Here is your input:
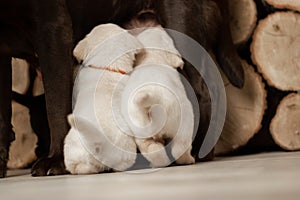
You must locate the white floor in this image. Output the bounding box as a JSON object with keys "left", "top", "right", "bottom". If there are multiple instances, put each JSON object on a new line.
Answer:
{"left": 1, "top": 152, "right": 300, "bottom": 200}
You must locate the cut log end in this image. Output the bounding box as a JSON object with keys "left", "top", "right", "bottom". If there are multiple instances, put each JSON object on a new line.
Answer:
{"left": 270, "top": 93, "right": 300, "bottom": 151}
{"left": 266, "top": 0, "right": 300, "bottom": 12}
{"left": 215, "top": 60, "right": 267, "bottom": 155}
{"left": 8, "top": 101, "right": 37, "bottom": 169}
{"left": 251, "top": 12, "right": 300, "bottom": 91}
{"left": 228, "top": 0, "right": 257, "bottom": 45}
{"left": 12, "top": 58, "right": 30, "bottom": 95}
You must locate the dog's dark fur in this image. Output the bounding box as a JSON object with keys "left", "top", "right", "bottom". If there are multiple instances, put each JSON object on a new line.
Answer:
{"left": 0, "top": 0, "right": 243, "bottom": 178}
{"left": 12, "top": 68, "right": 50, "bottom": 159}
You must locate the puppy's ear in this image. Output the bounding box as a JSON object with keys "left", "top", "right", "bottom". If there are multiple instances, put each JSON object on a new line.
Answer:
{"left": 177, "top": 57, "right": 184, "bottom": 69}
{"left": 167, "top": 54, "right": 184, "bottom": 69}
{"left": 67, "top": 114, "right": 76, "bottom": 127}
{"left": 73, "top": 39, "right": 88, "bottom": 63}
{"left": 159, "top": 30, "right": 184, "bottom": 69}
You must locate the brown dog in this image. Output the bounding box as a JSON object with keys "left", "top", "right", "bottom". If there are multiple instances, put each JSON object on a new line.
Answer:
{"left": 0, "top": 0, "right": 243, "bottom": 178}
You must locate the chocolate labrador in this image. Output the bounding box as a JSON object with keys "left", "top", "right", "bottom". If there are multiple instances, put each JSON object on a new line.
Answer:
{"left": 0, "top": 0, "right": 243, "bottom": 178}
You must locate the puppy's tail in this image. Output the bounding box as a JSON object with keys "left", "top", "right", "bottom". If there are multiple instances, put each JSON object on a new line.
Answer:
{"left": 134, "top": 91, "right": 153, "bottom": 108}
{"left": 131, "top": 91, "right": 167, "bottom": 138}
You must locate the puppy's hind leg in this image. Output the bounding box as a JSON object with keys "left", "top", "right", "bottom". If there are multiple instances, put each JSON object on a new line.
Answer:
{"left": 0, "top": 56, "right": 15, "bottom": 178}
{"left": 170, "top": 120, "right": 195, "bottom": 165}
{"left": 64, "top": 128, "right": 108, "bottom": 175}
{"left": 170, "top": 131, "right": 195, "bottom": 165}
{"left": 135, "top": 138, "right": 170, "bottom": 168}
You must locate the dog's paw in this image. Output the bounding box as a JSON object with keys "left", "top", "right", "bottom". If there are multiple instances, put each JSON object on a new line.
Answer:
{"left": 0, "top": 148, "right": 8, "bottom": 178}
{"left": 31, "top": 156, "right": 69, "bottom": 176}
{"left": 0, "top": 129, "right": 15, "bottom": 178}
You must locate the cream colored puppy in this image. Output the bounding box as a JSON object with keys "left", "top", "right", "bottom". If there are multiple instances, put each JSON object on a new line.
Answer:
{"left": 64, "top": 24, "right": 142, "bottom": 174}
{"left": 64, "top": 24, "right": 195, "bottom": 174}
{"left": 122, "top": 27, "right": 195, "bottom": 167}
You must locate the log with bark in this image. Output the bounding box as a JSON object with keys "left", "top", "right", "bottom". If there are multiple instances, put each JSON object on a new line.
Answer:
{"left": 265, "top": 0, "right": 300, "bottom": 12}
{"left": 215, "top": 60, "right": 267, "bottom": 155}
{"left": 228, "top": 0, "right": 258, "bottom": 45}
{"left": 8, "top": 101, "right": 37, "bottom": 169}
{"left": 270, "top": 93, "right": 300, "bottom": 150}
{"left": 251, "top": 12, "right": 300, "bottom": 91}
{"left": 12, "top": 58, "right": 30, "bottom": 95}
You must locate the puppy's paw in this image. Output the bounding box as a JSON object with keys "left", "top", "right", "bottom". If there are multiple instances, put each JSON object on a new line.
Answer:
{"left": 67, "top": 162, "right": 105, "bottom": 175}
{"left": 113, "top": 154, "right": 137, "bottom": 172}
{"left": 31, "top": 155, "right": 68, "bottom": 176}
{"left": 149, "top": 156, "right": 170, "bottom": 168}
{"left": 145, "top": 144, "right": 170, "bottom": 168}
{"left": 176, "top": 152, "right": 195, "bottom": 165}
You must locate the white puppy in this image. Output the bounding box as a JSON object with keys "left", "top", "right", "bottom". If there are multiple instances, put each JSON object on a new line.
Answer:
{"left": 64, "top": 24, "right": 142, "bottom": 174}
{"left": 64, "top": 24, "right": 195, "bottom": 174}
{"left": 122, "top": 27, "right": 195, "bottom": 167}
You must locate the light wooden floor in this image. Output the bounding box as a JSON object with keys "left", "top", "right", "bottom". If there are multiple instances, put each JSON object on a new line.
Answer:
{"left": 1, "top": 152, "right": 300, "bottom": 200}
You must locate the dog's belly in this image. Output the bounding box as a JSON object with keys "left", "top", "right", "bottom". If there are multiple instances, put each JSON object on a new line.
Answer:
{"left": 0, "top": 0, "right": 160, "bottom": 61}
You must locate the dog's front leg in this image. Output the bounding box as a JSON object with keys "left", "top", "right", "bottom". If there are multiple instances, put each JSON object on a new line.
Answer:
{"left": 30, "top": 1, "right": 73, "bottom": 176}
{"left": 0, "top": 56, "right": 15, "bottom": 178}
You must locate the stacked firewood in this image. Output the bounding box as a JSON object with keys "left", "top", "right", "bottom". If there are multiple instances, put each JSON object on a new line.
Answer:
{"left": 216, "top": 0, "right": 300, "bottom": 155}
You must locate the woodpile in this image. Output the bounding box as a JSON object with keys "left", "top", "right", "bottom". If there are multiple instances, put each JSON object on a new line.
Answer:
{"left": 216, "top": 0, "right": 300, "bottom": 155}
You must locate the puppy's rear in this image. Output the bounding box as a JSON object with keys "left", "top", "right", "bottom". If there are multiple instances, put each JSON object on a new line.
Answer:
{"left": 123, "top": 28, "right": 195, "bottom": 166}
